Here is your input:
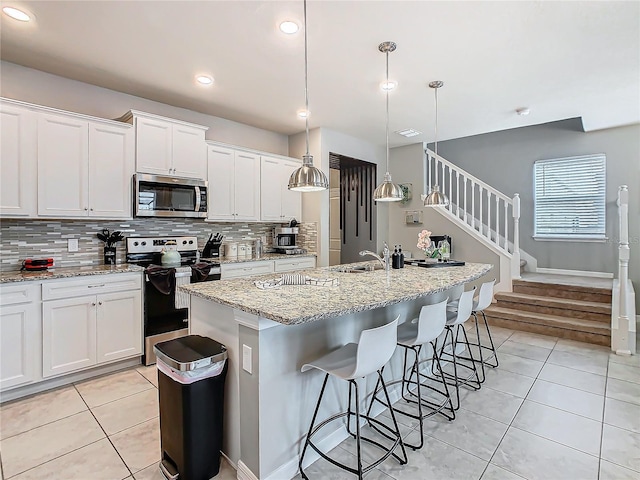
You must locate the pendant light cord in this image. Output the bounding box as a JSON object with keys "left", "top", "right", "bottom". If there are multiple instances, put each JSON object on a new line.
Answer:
{"left": 385, "top": 49, "right": 390, "bottom": 174}
{"left": 434, "top": 85, "right": 438, "bottom": 158}
{"left": 303, "top": 0, "right": 310, "bottom": 162}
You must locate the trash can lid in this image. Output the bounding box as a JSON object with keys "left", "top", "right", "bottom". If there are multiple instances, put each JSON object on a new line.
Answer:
{"left": 154, "top": 335, "right": 227, "bottom": 372}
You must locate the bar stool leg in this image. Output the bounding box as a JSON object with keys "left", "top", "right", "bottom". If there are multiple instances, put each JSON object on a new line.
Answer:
{"left": 460, "top": 324, "right": 483, "bottom": 388}
{"left": 377, "top": 371, "right": 408, "bottom": 465}
{"left": 472, "top": 312, "right": 487, "bottom": 382}
{"left": 352, "top": 380, "right": 364, "bottom": 480}
{"left": 430, "top": 340, "right": 456, "bottom": 421}
{"left": 299, "top": 373, "right": 330, "bottom": 479}
{"left": 481, "top": 311, "right": 499, "bottom": 368}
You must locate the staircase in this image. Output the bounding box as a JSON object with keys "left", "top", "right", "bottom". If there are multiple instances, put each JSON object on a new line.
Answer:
{"left": 421, "top": 147, "right": 634, "bottom": 351}
{"left": 484, "top": 274, "right": 612, "bottom": 346}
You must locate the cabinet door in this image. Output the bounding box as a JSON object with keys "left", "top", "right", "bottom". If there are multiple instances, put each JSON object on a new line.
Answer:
{"left": 280, "top": 160, "right": 302, "bottom": 221}
{"left": 0, "top": 103, "right": 36, "bottom": 216}
{"left": 42, "top": 297, "right": 96, "bottom": 378}
{"left": 37, "top": 114, "right": 89, "bottom": 217}
{"left": 234, "top": 151, "right": 260, "bottom": 221}
{"left": 135, "top": 117, "right": 172, "bottom": 175}
{"left": 0, "top": 302, "right": 40, "bottom": 390}
{"left": 88, "top": 123, "right": 134, "bottom": 218}
{"left": 207, "top": 145, "right": 235, "bottom": 220}
{"left": 172, "top": 124, "right": 206, "bottom": 179}
{"left": 96, "top": 290, "right": 142, "bottom": 363}
{"left": 260, "top": 156, "right": 283, "bottom": 221}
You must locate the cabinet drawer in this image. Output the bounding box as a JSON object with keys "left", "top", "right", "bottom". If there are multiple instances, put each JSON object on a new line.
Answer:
{"left": 274, "top": 257, "right": 316, "bottom": 273}
{"left": 42, "top": 273, "right": 142, "bottom": 301}
{"left": 0, "top": 283, "right": 39, "bottom": 306}
{"left": 221, "top": 261, "right": 274, "bottom": 279}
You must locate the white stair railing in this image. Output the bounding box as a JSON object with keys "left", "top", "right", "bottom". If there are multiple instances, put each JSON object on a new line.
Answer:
{"left": 613, "top": 185, "right": 635, "bottom": 355}
{"left": 424, "top": 148, "right": 521, "bottom": 280}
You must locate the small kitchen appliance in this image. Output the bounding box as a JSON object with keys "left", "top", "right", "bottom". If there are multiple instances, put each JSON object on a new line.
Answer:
{"left": 201, "top": 233, "right": 223, "bottom": 258}
{"left": 21, "top": 258, "right": 54, "bottom": 271}
{"left": 273, "top": 227, "right": 306, "bottom": 254}
{"left": 126, "top": 236, "right": 221, "bottom": 365}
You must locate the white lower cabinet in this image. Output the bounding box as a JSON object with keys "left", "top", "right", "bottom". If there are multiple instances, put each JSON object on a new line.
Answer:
{"left": 0, "top": 284, "right": 41, "bottom": 391}
{"left": 42, "top": 296, "right": 97, "bottom": 378}
{"left": 274, "top": 257, "right": 316, "bottom": 273}
{"left": 221, "top": 261, "right": 275, "bottom": 279}
{"left": 41, "top": 274, "right": 143, "bottom": 379}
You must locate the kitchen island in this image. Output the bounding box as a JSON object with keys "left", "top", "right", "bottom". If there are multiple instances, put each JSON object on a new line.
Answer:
{"left": 181, "top": 262, "right": 492, "bottom": 480}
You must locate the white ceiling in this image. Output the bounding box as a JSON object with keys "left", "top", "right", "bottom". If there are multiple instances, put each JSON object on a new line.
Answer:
{"left": 1, "top": 1, "right": 639, "bottom": 147}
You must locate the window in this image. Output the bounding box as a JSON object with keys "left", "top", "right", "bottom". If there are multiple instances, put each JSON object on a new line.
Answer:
{"left": 534, "top": 154, "right": 606, "bottom": 239}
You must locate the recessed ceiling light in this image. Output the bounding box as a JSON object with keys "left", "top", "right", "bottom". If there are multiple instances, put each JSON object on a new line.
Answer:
{"left": 516, "top": 107, "right": 530, "bottom": 116}
{"left": 2, "top": 6, "right": 31, "bottom": 22}
{"left": 196, "top": 75, "right": 213, "bottom": 86}
{"left": 396, "top": 128, "right": 422, "bottom": 138}
{"left": 380, "top": 80, "right": 397, "bottom": 91}
{"left": 297, "top": 109, "right": 310, "bottom": 119}
{"left": 279, "top": 21, "right": 299, "bottom": 34}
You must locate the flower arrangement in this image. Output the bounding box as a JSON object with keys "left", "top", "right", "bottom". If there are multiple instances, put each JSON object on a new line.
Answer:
{"left": 417, "top": 229, "right": 438, "bottom": 258}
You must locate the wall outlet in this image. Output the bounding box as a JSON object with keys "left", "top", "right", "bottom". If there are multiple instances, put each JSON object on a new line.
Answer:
{"left": 67, "top": 238, "right": 79, "bottom": 252}
{"left": 242, "top": 344, "right": 252, "bottom": 374}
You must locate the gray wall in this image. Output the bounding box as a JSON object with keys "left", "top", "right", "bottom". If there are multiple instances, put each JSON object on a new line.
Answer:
{"left": 0, "top": 61, "right": 289, "bottom": 155}
{"left": 429, "top": 119, "right": 640, "bottom": 307}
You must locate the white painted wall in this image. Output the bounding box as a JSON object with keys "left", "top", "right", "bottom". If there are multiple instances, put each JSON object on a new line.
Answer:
{"left": 0, "top": 61, "right": 289, "bottom": 155}
{"left": 289, "top": 128, "right": 386, "bottom": 267}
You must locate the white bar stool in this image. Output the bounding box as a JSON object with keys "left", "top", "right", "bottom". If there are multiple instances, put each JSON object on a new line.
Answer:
{"left": 298, "top": 317, "right": 407, "bottom": 479}
{"left": 448, "top": 279, "right": 498, "bottom": 383}
{"left": 367, "top": 299, "right": 455, "bottom": 450}
{"left": 436, "top": 287, "right": 482, "bottom": 410}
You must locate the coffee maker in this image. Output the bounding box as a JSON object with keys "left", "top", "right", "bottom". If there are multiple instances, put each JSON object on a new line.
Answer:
{"left": 273, "top": 227, "right": 306, "bottom": 254}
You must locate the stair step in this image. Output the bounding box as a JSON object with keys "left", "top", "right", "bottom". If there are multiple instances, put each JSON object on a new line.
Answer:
{"left": 494, "top": 292, "right": 611, "bottom": 323}
{"left": 513, "top": 279, "right": 612, "bottom": 304}
{"left": 484, "top": 306, "right": 610, "bottom": 347}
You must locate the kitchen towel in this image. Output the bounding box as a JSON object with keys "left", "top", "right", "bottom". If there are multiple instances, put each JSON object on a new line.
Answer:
{"left": 146, "top": 265, "right": 176, "bottom": 295}
{"left": 255, "top": 275, "right": 339, "bottom": 290}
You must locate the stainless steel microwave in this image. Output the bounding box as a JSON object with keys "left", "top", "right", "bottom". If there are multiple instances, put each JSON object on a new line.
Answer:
{"left": 134, "top": 174, "right": 208, "bottom": 218}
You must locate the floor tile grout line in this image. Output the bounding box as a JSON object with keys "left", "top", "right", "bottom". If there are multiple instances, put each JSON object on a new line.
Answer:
{"left": 73, "top": 384, "right": 134, "bottom": 479}
{"left": 0, "top": 407, "right": 89, "bottom": 441}
{"left": 74, "top": 383, "right": 155, "bottom": 410}
{"left": 521, "top": 397, "right": 604, "bottom": 423}
{"left": 2, "top": 438, "right": 105, "bottom": 480}
{"left": 597, "top": 359, "right": 610, "bottom": 480}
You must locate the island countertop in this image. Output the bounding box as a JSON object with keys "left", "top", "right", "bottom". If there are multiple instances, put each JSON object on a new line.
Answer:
{"left": 180, "top": 262, "right": 492, "bottom": 325}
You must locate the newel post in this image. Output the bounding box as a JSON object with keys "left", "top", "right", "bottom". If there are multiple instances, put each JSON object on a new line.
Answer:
{"left": 511, "top": 193, "right": 521, "bottom": 280}
{"left": 615, "top": 185, "right": 632, "bottom": 355}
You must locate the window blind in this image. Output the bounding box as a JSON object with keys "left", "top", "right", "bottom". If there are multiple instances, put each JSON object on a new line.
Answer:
{"left": 534, "top": 154, "right": 606, "bottom": 238}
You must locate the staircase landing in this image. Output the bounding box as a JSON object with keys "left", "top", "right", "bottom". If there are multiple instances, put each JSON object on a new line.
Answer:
{"left": 485, "top": 273, "right": 612, "bottom": 347}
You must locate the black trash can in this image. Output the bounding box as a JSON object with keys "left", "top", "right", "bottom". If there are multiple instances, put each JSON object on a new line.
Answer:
{"left": 154, "top": 335, "right": 228, "bottom": 480}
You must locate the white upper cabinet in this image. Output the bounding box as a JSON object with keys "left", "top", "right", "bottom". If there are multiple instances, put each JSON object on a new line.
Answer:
{"left": 207, "top": 144, "right": 260, "bottom": 221}
{"left": 0, "top": 102, "right": 37, "bottom": 216}
{"left": 36, "top": 111, "right": 134, "bottom": 218}
{"left": 37, "top": 114, "right": 89, "bottom": 217}
{"left": 88, "top": 122, "right": 135, "bottom": 218}
{"left": 123, "top": 110, "right": 208, "bottom": 179}
{"left": 260, "top": 156, "right": 301, "bottom": 222}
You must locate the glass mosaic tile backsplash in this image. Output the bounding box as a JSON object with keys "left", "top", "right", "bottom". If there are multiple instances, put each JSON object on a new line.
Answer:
{"left": 0, "top": 218, "right": 317, "bottom": 271}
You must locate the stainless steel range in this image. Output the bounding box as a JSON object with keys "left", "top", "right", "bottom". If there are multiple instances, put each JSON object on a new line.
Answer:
{"left": 126, "top": 236, "right": 221, "bottom": 365}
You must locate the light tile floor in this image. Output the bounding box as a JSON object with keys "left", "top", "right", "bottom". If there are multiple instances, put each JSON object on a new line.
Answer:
{"left": 1, "top": 327, "right": 639, "bottom": 480}
{"left": 0, "top": 366, "right": 235, "bottom": 480}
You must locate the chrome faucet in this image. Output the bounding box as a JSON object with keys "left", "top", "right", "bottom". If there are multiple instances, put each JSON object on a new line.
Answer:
{"left": 359, "top": 242, "right": 391, "bottom": 271}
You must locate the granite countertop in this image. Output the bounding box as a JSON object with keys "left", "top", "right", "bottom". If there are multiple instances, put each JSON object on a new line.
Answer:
{"left": 203, "top": 252, "right": 317, "bottom": 264}
{"left": 0, "top": 264, "right": 144, "bottom": 284}
{"left": 180, "top": 261, "right": 493, "bottom": 325}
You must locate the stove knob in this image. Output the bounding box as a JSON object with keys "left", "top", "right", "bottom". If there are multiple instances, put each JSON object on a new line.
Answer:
{"left": 183, "top": 240, "right": 187, "bottom": 245}
{"left": 133, "top": 241, "right": 139, "bottom": 246}
{"left": 141, "top": 241, "right": 147, "bottom": 246}
{"left": 189, "top": 240, "right": 194, "bottom": 244}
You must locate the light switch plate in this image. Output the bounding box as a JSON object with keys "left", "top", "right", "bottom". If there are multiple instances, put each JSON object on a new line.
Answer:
{"left": 242, "top": 344, "right": 252, "bottom": 374}
{"left": 67, "top": 238, "right": 79, "bottom": 252}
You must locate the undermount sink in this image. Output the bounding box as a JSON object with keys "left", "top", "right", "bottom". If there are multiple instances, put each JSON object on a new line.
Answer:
{"left": 333, "top": 264, "right": 384, "bottom": 273}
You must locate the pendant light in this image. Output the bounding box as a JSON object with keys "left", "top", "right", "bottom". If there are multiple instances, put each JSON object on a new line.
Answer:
{"left": 424, "top": 81, "right": 450, "bottom": 207}
{"left": 373, "top": 41, "right": 403, "bottom": 202}
{"left": 288, "top": 0, "right": 328, "bottom": 192}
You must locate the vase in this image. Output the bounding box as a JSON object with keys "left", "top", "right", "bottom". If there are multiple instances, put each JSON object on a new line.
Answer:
{"left": 104, "top": 246, "right": 116, "bottom": 265}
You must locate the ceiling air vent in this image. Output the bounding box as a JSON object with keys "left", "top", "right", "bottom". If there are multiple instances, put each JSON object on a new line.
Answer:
{"left": 395, "top": 128, "right": 421, "bottom": 138}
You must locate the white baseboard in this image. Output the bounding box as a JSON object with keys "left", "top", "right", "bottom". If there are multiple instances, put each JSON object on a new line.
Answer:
{"left": 237, "top": 460, "right": 259, "bottom": 480}
{"left": 535, "top": 267, "right": 614, "bottom": 279}
{"left": 0, "top": 357, "right": 141, "bottom": 404}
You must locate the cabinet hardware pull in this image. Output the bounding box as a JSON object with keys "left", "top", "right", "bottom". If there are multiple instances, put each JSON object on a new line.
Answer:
{"left": 98, "top": 301, "right": 103, "bottom": 305}
{"left": 92, "top": 302, "right": 96, "bottom": 306}
{"left": 84, "top": 207, "right": 88, "bottom": 211}
{"left": 88, "top": 284, "right": 106, "bottom": 288}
